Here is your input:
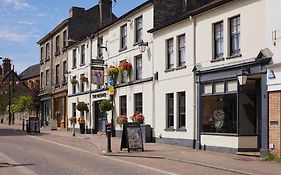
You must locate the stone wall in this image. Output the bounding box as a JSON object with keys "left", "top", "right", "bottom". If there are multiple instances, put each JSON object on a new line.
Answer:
{"left": 0, "top": 111, "right": 36, "bottom": 126}
{"left": 269, "top": 91, "right": 281, "bottom": 156}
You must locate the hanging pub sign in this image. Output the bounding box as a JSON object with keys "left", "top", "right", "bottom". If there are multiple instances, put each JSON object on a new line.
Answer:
{"left": 91, "top": 66, "right": 104, "bottom": 85}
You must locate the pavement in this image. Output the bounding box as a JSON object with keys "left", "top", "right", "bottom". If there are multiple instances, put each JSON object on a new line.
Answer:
{"left": 1, "top": 124, "right": 281, "bottom": 175}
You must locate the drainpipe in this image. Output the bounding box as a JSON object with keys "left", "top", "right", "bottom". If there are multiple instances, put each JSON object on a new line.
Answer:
{"left": 89, "top": 34, "right": 94, "bottom": 133}
{"left": 190, "top": 15, "right": 199, "bottom": 149}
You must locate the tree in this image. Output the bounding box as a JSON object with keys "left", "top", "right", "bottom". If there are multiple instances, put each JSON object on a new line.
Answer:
{"left": 10, "top": 96, "right": 33, "bottom": 113}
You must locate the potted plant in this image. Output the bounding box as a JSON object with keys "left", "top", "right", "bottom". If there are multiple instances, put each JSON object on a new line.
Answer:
{"left": 116, "top": 115, "right": 128, "bottom": 127}
{"left": 130, "top": 112, "right": 144, "bottom": 124}
{"left": 99, "top": 99, "right": 113, "bottom": 112}
{"left": 76, "top": 101, "right": 89, "bottom": 134}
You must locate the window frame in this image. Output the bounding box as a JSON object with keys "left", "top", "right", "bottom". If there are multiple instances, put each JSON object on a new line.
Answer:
{"left": 230, "top": 15, "right": 241, "bottom": 55}
{"left": 62, "top": 61, "right": 67, "bottom": 82}
{"left": 72, "top": 103, "right": 77, "bottom": 117}
{"left": 55, "top": 64, "right": 60, "bottom": 85}
{"left": 135, "top": 55, "right": 142, "bottom": 80}
{"left": 81, "top": 45, "right": 85, "bottom": 66}
{"left": 213, "top": 21, "right": 224, "bottom": 59}
{"left": 120, "top": 24, "right": 127, "bottom": 50}
{"left": 46, "top": 42, "right": 50, "bottom": 61}
{"left": 55, "top": 35, "right": 60, "bottom": 54}
{"left": 134, "top": 93, "right": 143, "bottom": 114}
{"left": 135, "top": 16, "right": 143, "bottom": 44}
{"left": 167, "top": 93, "right": 174, "bottom": 129}
{"left": 72, "top": 49, "right": 77, "bottom": 69}
{"left": 178, "top": 92, "right": 186, "bottom": 129}
{"left": 166, "top": 38, "right": 174, "bottom": 70}
{"left": 120, "top": 95, "right": 127, "bottom": 115}
{"left": 63, "top": 30, "right": 67, "bottom": 48}
{"left": 45, "top": 69, "right": 49, "bottom": 86}
{"left": 177, "top": 34, "right": 186, "bottom": 67}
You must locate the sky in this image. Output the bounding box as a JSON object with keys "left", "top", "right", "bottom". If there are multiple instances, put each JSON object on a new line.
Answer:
{"left": 0, "top": 0, "right": 146, "bottom": 73}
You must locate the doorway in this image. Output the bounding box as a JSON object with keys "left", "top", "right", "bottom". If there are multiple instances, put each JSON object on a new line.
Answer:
{"left": 94, "top": 101, "right": 107, "bottom": 133}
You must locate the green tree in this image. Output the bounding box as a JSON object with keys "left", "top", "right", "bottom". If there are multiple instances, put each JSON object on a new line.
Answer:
{"left": 9, "top": 96, "right": 33, "bottom": 113}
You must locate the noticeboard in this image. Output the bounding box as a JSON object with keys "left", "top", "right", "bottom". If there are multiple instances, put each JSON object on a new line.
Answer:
{"left": 120, "top": 122, "right": 144, "bottom": 152}
{"left": 28, "top": 117, "right": 40, "bottom": 133}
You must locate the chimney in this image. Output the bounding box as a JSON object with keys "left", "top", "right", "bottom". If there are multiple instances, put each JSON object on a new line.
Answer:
{"left": 99, "top": 0, "right": 113, "bottom": 27}
{"left": 69, "top": 7, "right": 85, "bottom": 18}
{"left": 2, "top": 58, "right": 11, "bottom": 75}
{"left": 0, "top": 65, "right": 2, "bottom": 76}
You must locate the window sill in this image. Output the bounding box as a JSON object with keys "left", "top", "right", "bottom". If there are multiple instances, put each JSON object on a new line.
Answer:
{"left": 72, "top": 66, "right": 77, "bottom": 70}
{"left": 80, "top": 63, "right": 85, "bottom": 67}
{"left": 55, "top": 51, "right": 60, "bottom": 56}
{"left": 45, "top": 58, "right": 50, "bottom": 62}
{"left": 164, "top": 68, "right": 175, "bottom": 73}
{"left": 226, "top": 53, "right": 242, "bottom": 60}
{"left": 164, "top": 128, "right": 175, "bottom": 132}
{"left": 175, "top": 65, "right": 186, "bottom": 70}
{"left": 62, "top": 47, "right": 67, "bottom": 52}
{"left": 133, "top": 41, "right": 142, "bottom": 46}
{"left": 201, "top": 132, "right": 238, "bottom": 136}
{"left": 176, "top": 128, "right": 187, "bottom": 132}
{"left": 210, "top": 57, "right": 224, "bottom": 63}
{"left": 119, "top": 47, "right": 127, "bottom": 52}
{"left": 54, "top": 84, "right": 60, "bottom": 88}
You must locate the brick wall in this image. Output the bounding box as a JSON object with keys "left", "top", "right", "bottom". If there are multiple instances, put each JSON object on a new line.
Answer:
{"left": 269, "top": 91, "right": 281, "bottom": 156}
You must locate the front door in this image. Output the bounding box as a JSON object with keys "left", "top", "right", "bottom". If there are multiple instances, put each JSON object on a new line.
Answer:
{"left": 94, "top": 101, "right": 107, "bottom": 133}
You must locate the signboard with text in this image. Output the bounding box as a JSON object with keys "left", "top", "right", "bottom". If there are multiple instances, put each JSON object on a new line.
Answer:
{"left": 91, "top": 66, "right": 104, "bottom": 85}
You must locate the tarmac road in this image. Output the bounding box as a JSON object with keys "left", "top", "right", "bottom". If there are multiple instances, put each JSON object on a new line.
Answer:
{"left": 0, "top": 127, "right": 245, "bottom": 175}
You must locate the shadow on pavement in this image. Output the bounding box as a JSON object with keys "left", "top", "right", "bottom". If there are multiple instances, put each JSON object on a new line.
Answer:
{"left": 0, "top": 162, "right": 34, "bottom": 168}
{"left": 0, "top": 129, "right": 50, "bottom": 137}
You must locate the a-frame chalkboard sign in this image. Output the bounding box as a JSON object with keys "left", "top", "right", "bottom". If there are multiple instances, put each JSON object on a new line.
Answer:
{"left": 120, "top": 122, "right": 144, "bottom": 152}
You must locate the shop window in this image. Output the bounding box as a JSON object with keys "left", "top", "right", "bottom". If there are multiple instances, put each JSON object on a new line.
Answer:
{"left": 214, "top": 82, "right": 224, "bottom": 93}
{"left": 226, "top": 80, "right": 237, "bottom": 92}
{"left": 203, "top": 84, "right": 212, "bottom": 94}
{"left": 202, "top": 94, "right": 237, "bottom": 133}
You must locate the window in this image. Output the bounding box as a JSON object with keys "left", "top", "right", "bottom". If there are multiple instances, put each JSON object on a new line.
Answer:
{"left": 120, "top": 60, "right": 127, "bottom": 83}
{"left": 72, "top": 103, "right": 76, "bottom": 117}
{"left": 178, "top": 35, "right": 185, "bottom": 67}
{"left": 81, "top": 82, "right": 85, "bottom": 92}
{"left": 81, "top": 45, "right": 85, "bottom": 65}
{"left": 167, "top": 93, "right": 174, "bottom": 128}
{"left": 63, "top": 61, "right": 67, "bottom": 82}
{"left": 40, "top": 72, "right": 43, "bottom": 88}
{"left": 178, "top": 92, "right": 186, "bottom": 129}
{"left": 166, "top": 38, "right": 174, "bottom": 69}
{"left": 214, "top": 22, "right": 224, "bottom": 59}
{"left": 40, "top": 47, "right": 43, "bottom": 62}
{"left": 46, "top": 43, "right": 50, "bottom": 60}
{"left": 135, "top": 16, "right": 143, "bottom": 43}
{"left": 98, "top": 37, "right": 103, "bottom": 59}
{"left": 230, "top": 16, "right": 240, "bottom": 55}
{"left": 45, "top": 69, "right": 49, "bottom": 86}
{"left": 72, "top": 49, "right": 77, "bottom": 69}
{"left": 63, "top": 30, "right": 67, "bottom": 48}
{"left": 120, "top": 24, "right": 127, "bottom": 50}
{"left": 134, "top": 93, "right": 143, "bottom": 113}
{"left": 72, "top": 77, "right": 77, "bottom": 94}
{"left": 55, "top": 35, "right": 60, "bottom": 53}
{"left": 120, "top": 96, "right": 127, "bottom": 115}
{"left": 135, "top": 55, "right": 142, "bottom": 80}
{"left": 55, "top": 64, "right": 60, "bottom": 85}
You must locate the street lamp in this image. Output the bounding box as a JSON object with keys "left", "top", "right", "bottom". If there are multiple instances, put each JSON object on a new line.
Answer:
{"left": 138, "top": 40, "right": 148, "bottom": 53}
{"left": 238, "top": 67, "right": 250, "bottom": 86}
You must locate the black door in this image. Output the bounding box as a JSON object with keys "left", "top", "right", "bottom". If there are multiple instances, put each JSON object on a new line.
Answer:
{"left": 94, "top": 101, "right": 107, "bottom": 133}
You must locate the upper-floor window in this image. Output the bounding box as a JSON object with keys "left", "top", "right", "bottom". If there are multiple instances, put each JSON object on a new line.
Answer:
{"left": 40, "top": 47, "right": 43, "bottom": 62}
{"left": 166, "top": 38, "right": 174, "bottom": 70}
{"left": 214, "top": 21, "right": 224, "bottom": 59}
{"left": 55, "top": 35, "right": 60, "bottom": 54}
{"left": 178, "top": 34, "right": 185, "bottom": 67}
{"left": 230, "top": 16, "right": 240, "bottom": 55}
{"left": 72, "top": 49, "right": 77, "bottom": 69}
{"left": 120, "top": 24, "right": 127, "bottom": 50}
{"left": 72, "top": 76, "right": 77, "bottom": 94}
{"left": 40, "top": 72, "right": 43, "bottom": 88}
{"left": 135, "top": 55, "right": 142, "bottom": 80}
{"left": 134, "top": 93, "right": 143, "bottom": 114}
{"left": 46, "top": 69, "right": 49, "bottom": 86}
{"left": 135, "top": 16, "right": 143, "bottom": 43}
{"left": 167, "top": 93, "right": 174, "bottom": 129}
{"left": 72, "top": 103, "right": 76, "bottom": 117}
{"left": 120, "top": 60, "right": 127, "bottom": 83}
{"left": 46, "top": 43, "right": 50, "bottom": 61}
{"left": 120, "top": 95, "right": 127, "bottom": 115}
{"left": 63, "top": 61, "right": 67, "bottom": 82}
{"left": 81, "top": 45, "right": 85, "bottom": 65}
{"left": 63, "top": 30, "right": 67, "bottom": 48}
{"left": 98, "top": 37, "right": 103, "bottom": 59}
{"left": 55, "top": 64, "right": 60, "bottom": 85}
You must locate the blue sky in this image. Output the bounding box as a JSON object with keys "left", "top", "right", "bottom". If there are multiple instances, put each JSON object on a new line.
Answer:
{"left": 0, "top": 0, "right": 146, "bottom": 73}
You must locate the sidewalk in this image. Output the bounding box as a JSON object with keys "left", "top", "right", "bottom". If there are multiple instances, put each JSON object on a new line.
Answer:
{"left": 2, "top": 124, "right": 281, "bottom": 175}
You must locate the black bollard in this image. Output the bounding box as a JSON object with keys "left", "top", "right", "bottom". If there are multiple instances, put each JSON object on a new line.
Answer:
{"left": 106, "top": 124, "right": 112, "bottom": 153}
{"left": 22, "top": 119, "right": 25, "bottom": 131}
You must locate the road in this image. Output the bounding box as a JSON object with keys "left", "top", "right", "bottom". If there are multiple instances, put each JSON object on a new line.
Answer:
{"left": 0, "top": 127, "right": 241, "bottom": 175}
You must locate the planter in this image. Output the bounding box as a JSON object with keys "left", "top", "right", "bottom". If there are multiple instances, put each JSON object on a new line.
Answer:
{"left": 80, "top": 123, "right": 85, "bottom": 134}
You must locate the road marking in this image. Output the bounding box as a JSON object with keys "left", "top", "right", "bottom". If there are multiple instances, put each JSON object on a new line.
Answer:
{"left": 0, "top": 151, "right": 38, "bottom": 175}
{"left": 30, "top": 136, "right": 181, "bottom": 175}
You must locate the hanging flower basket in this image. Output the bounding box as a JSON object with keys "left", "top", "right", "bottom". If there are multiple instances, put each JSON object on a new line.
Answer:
{"left": 119, "top": 60, "right": 132, "bottom": 76}
{"left": 71, "top": 79, "right": 78, "bottom": 84}
{"left": 116, "top": 115, "right": 128, "bottom": 127}
{"left": 107, "top": 66, "right": 119, "bottom": 76}
{"left": 80, "top": 74, "right": 88, "bottom": 82}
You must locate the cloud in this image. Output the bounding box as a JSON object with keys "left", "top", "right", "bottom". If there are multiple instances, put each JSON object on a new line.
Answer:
{"left": 18, "top": 20, "right": 33, "bottom": 25}
{"left": 0, "top": 31, "right": 28, "bottom": 42}
{"left": 2, "top": 0, "right": 35, "bottom": 10}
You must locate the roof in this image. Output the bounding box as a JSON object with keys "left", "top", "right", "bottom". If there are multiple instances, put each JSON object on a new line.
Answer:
{"left": 19, "top": 64, "right": 40, "bottom": 80}
{"left": 148, "top": 0, "right": 234, "bottom": 33}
